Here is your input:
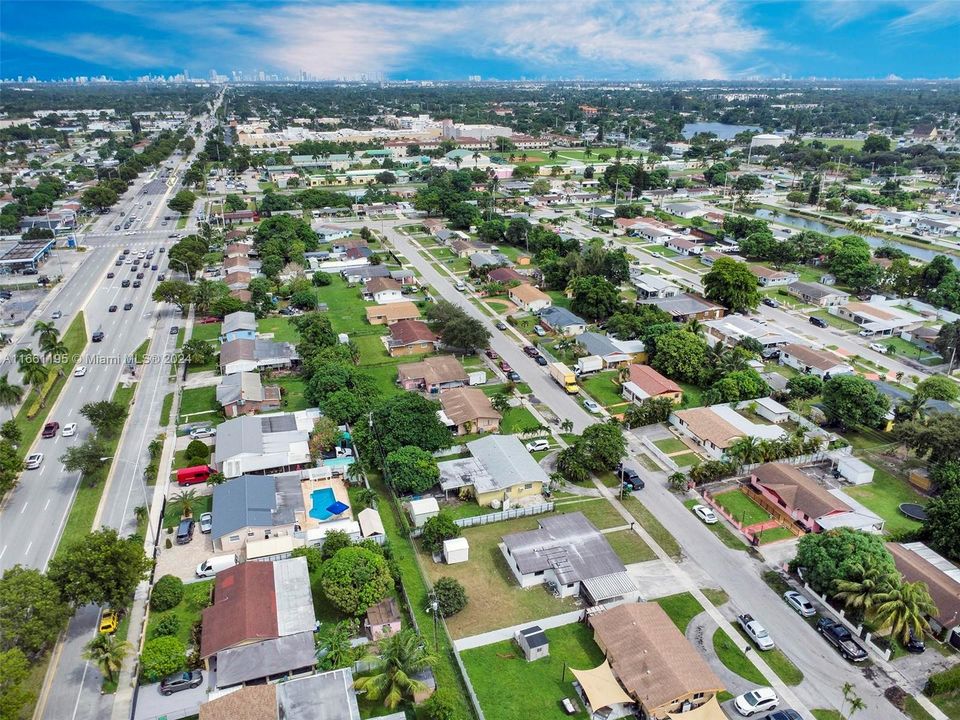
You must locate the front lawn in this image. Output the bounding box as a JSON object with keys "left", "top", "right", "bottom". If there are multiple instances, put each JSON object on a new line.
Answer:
{"left": 845, "top": 463, "right": 925, "bottom": 534}
{"left": 656, "top": 592, "right": 704, "bottom": 632}
{"left": 683, "top": 500, "right": 747, "bottom": 551}
{"left": 257, "top": 316, "right": 300, "bottom": 344}
{"left": 145, "top": 579, "right": 213, "bottom": 646}
{"left": 554, "top": 498, "right": 625, "bottom": 530}
{"left": 621, "top": 495, "right": 682, "bottom": 560}
{"left": 178, "top": 386, "right": 219, "bottom": 423}
{"left": 712, "top": 490, "right": 770, "bottom": 526}
{"left": 162, "top": 495, "right": 212, "bottom": 528}
{"left": 713, "top": 628, "right": 765, "bottom": 684}
{"left": 462, "top": 623, "right": 605, "bottom": 720}
{"left": 756, "top": 526, "right": 797, "bottom": 544}
{"left": 314, "top": 276, "right": 382, "bottom": 334}
{"left": 190, "top": 322, "right": 221, "bottom": 343}
{"left": 672, "top": 452, "right": 701, "bottom": 468}
{"left": 500, "top": 406, "right": 539, "bottom": 434}
{"left": 604, "top": 529, "right": 656, "bottom": 564}
{"left": 580, "top": 371, "right": 627, "bottom": 408}
{"left": 654, "top": 437, "right": 689, "bottom": 454}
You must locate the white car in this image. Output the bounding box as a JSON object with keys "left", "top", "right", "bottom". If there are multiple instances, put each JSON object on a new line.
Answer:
{"left": 583, "top": 399, "right": 601, "bottom": 414}
{"left": 189, "top": 427, "right": 216, "bottom": 439}
{"left": 868, "top": 342, "right": 888, "bottom": 353}
{"left": 525, "top": 439, "right": 550, "bottom": 453}
{"left": 734, "top": 688, "right": 779, "bottom": 717}
{"left": 61, "top": 423, "right": 77, "bottom": 438}
{"left": 692, "top": 504, "right": 718, "bottom": 524}
{"left": 25, "top": 452, "right": 43, "bottom": 470}
{"left": 73, "top": 366, "right": 87, "bottom": 377}
{"left": 783, "top": 590, "right": 817, "bottom": 617}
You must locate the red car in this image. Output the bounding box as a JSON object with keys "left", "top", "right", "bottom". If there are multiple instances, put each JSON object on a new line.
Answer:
{"left": 485, "top": 349, "right": 498, "bottom": 360}
{"left": 197, "top": 316, "right": 219, "bottom": 324}
{"left": 42, "top": 421, "right": 60, "bottom": 438}
{"left": 499, "top": 360, "right": 512, "bottom": 372}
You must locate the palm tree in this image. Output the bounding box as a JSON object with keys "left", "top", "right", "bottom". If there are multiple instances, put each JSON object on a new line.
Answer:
{"left": 316, "top": 619, "right": 359, "bottom": 671}
{"left": 0, "top": 374, "right": 24, "bottom": 419}
{"left": 21, "top": 361, "right": 49, "bottom": 401}
{"left": 169, "top": 489, "right": 198, "bottom": 519}
{"left": 346, "top": 462, "right": 365, "bottom": 486}
{"left": 45, "top": 339, "right": 69, "bottom": 373}
{"left": 15, "top": 348, "right": 34, "bottom": 373}
{"left": 873, "top": 579, "right": 937, "bottom": 644}
{"left": 548, "top": 149, "right": 558, "bottom": 160}
{"left": 353, "top": 629, "right": 438, "bottom": 709}
{"left": 32, "top": 320, "right": 59, "bottom": 348}
{"left": 471, "top": 151, "right": 481, "bottom": 167}
{"left": 685, "top": 318, "right": 705, "bottom": 336}
{"left": 556, "top": 445, "right": 590, "bottom": 484}
{"left": 727, "top": 436, "right": 761, "bottom": 468}
{"left": 355, "top": 487, "right": 378, "bottom": 509}
{"left": 490, "top": 393, "right": 511, "bottom": 413}
{"left": 452, "top": 156, "right": 462, "bottom": 170}
{"left": 82, "top": 632, "right": 131, "bottom": 684}
{"left": 833, "top": 562, "right": 897, "bottom": 615}
{"left": 560, "top": 419, "right": 574, "bottom": 433}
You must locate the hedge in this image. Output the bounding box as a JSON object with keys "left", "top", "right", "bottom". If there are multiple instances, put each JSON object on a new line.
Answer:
{"left": 926, "top": 663, "right": 960, "bottom": 696}
{"left": 140, "top": 635, "right": 186, "bottom": 682}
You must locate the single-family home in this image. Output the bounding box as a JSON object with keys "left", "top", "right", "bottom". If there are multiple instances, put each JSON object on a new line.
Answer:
{"left": 219, "top": 338, "right": 299, "bottom": 376}
{"left": 700, "top": 250, "right": 743, "bottom": 267}
{"left": 630, "top": 273, "right": 680, "bottom": 300}
{"left": 487, "top": 267, "right": 529, "bottom": 285}
{"left": 670, "top": 405, "right": 786, "bottom": 460}
{"left": 342, "top": 264, "right": 390, "bottom": 284}
{"left": 586, "top": 207, "right": 615, "bottom": 221}
{"left": 470, "top": 251, "right": 512, "bottom": 269}
{"left": 198, "top": 669, "right": 361, "bottom": 720}
{"left": 538, "top": 306, "right": 587, "bottom": 336}
{"left": 438, "top": 387, "right": 502, "bottom": 436}
{"left": 501, "top": 512, "right": 635, "bottom": 603}
{"left": 662, "top": 201, "right": 707, "bottom": 218}
{"left": 214, "top": 411, "right": 315, "bottom": 479}
{"left": 397, "top": 355, "right": 469, "bottom": 394}
{"left": 903, "top": 325, "right": 940, "bottom": 350}
{"left": 365, "top": 301, "right": 421, "bottom": 326}
{"left": 631, "top": 223, "right": 674, "bottom": 243}
{"left": 786, "top": 281, "right": 850, "bottom": 307}
{"left": 749, "top": 265, "right": 799, "bottom": 287}
{"left": 216, "top": 371, "right": 282, "bottom": 418}
{"left": 705, "top": 315, "right": 797, "bottom": 350}
{"left": 584, "top": 603, "right": 724, "bottom": 720}
{"left": 664, "top": 237, "right": 705, "bottom": 256}
{"left": 508, "top": 283, "right": 552, "bottom": 312}
{"left": 641, "top": 293, "right": 724, "bottom": 322}
{"left": 779, "top": 343, "right": 852, "bottom": 378}
{"left": 386, "top": 319, "right": 438, "bottom": 357}
{"left": 438, "top": 434, "right": 547, "bottom": 506}
{"left": 225, "top": 271, "right": 252, "bottom": 290}
{"left": 363, "top": 276, "right": 404, "bottom": 304}
{"left": 200, "top": 558, "right": 317, "bottom": 689}
{"left": 621, "top": 364, "right": 682, "bottom": 404}
{"left": 447, "top": 238, "right": 476, "bottom": 257}
{"left": 835, "top": 301, "right": 922, "bottom": 337}
{"left": 315, "top": 223, "right": 353, "bottom": 242}
{"left": 575, "top": 332, "right": 633, "bottom": 369}
{"left": 220, "top": 311, "right": 257, "bottom": 343}
{"left": 422, "top": 218, "right": 445, "bottom": 235}
{"left": 211, "top": 474, "right": 305, "bottom": 551}
{"left": 887, "top": 542, "right": 960, "bottom": 644}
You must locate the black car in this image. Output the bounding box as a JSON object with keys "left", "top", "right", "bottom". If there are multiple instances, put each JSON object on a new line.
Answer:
{"left": 535, "top": 355, "right": 548, "bottom": 366}
{"left": 130, "top": 265, "right": 137, "bottom": 272}
{"left": 92, "top": 331, "right": 104, "bottom": 342}
{"left": 762, "top": 297, "right": 779, "bottom": 308}
{"left": 765, "top": 711, "right": 802, "bottom": 720}
{"left": 616, "top": 463, "right": 645, "bottom": 490}
{"left": 170, "top": 325, "right": 180, "bottom": 335}
{"left": 809, "top": 316, "right": 828, "bottom": 328}
{"left": 136, "top": 272, "right": 145, "bottom": 279}
{"left": 133, "top": 280, "right": 142, "bottom": 288}
{"left": 495, "top": 321, "right": 507, "bottom": 330}
{"left": 114, "top": 225, "right": 121, "bottom": 231}
{"left": 906, "top": 629, "right": 926, "bottom": 654}
{"left": 123, "top": 303, "right": 133, "bottom": 311}
{"left": 508, "top": 371, "right": 521, "bottom": 381}
{"left": 175, "top": 519, "right": 195, "bottom": 545}
{"left": 151, "top": 264, "right": 158, "bottom": 271}
{"left": 159, "top": 670, "right": 203, "bottom": 696}
{"left": 123, "top": 248, "right": 130, "bottom": 255}
{"left": 108, "top": 305, "right": 118, "bottom": 312}
{"left": 121, "top": 279, "right": 131, "bottom": 288}
{"left": 158, "top": 273, "right": 166, "bottom": 281}
{"left": 107, "top": 272, "right": 115, "bottom": 279}
{"left": 0, "top": 291, "right": 11, "bottom": 300}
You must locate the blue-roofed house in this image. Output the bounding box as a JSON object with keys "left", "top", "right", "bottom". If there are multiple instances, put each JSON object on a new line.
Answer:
{"left": 211, "top": 474, "right": 306, "bottom": 552}
{"left": 538, "top": 306, "right": 587, "bottom": 336}
{"left": 220, "top": 311, "right": 257, "bottom": 343}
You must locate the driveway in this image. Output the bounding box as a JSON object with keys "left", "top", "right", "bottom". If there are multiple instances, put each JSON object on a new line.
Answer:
{"left": 133, "top": 673, "right": 212, "bottom": 720}
{"left": 153, "top": 530, "right": 214, "bottom": 582}
{"left": 685, "top": 611, "right": 754, "bottom": 699}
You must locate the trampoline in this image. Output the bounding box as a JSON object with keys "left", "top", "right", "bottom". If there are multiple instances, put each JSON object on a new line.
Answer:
{"left": 899, "top": 503, "right": 929, "bottom": 522}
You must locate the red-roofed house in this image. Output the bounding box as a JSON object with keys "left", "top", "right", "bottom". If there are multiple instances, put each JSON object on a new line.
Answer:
{"left": 487, "top": 267, "right": 529, "bottom": 285}
{"left": 388, "top": 319, "right": 439, "bottom": 357}
{"left": 621, "top": 364, "right": 683, "bottom": 404}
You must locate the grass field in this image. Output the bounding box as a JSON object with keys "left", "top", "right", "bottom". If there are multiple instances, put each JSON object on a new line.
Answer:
{"left": 757, "top": 526, "right": 797, "bottom": 544}
{"left": 845, "top": 462, "right": 925, "bottom": 534}
{"left": 679, "top": 382, "right": 707, "bottom": 409}
{"left": 713, "top": 628, "right": 766, "bottom": 684}
{"left": 353, "top": 333, "right": 391, "bottom": 365}
{"left": 654, "top": 437, "right": 690, "bottom": 454}
{"left": 500, "top": 405, "right": 539, "bottom": 434}
{"left": 673, "top": 452, "right": 701, "bottom": 468}
{"left": 621, "top": 494, "right": 682, "bottom": 560}
{"left": 144, "top": 579, "right": 213, "bottom": 646}
{"left": 657, "top": 592, "right": 704, "bottom": 632}
{"left": 257, "top": 316, "right": 300, "bottom": 344}
{"left": 712, "top": 490, "right": 770, "bottom": 526}
{"left": 462, "top": 623, "right": 604, "bottom": 720}
{"left": 604, "top": 529, "right": 656, "bottom": 563}
{"left": 273, "top": 375, "right": 311, "bottom": 412}
{"left": 555, "top": 498, "right": 626, "bottom": 530}
{"left": 159, "top": 392, "right": 174, "bottom": 427}
{"left": 581, "top": 371, "right": 627, "bottom": 408}
{"left": 190, "top": 322, "right": 221, "bottom": 343}
{"left": 178, "top": 386, "right": 219, "bottom": 423}
{"left": 315, "top": 275, "right": 382, "bottom": 334}
{"left": 162, "top": 494, "right": 212, "bottom": 528}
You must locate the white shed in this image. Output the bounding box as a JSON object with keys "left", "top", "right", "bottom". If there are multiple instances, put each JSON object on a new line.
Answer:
{"left": 407, "top": 497, "right": 440, "bottom": 528}
{"left": 515, "top": 625, "right": 549, "bottom": 662}
{"left": 836, "top": 456, "right": 875, "bottom": 485}
{"left": 443, "top": 537, "right": 469, "bottom": 564}
{"left": 752, "top": 397, "right": 792, "bottom": 424}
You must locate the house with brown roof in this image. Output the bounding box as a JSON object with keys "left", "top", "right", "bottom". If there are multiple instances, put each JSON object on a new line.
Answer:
{"left": 387, "top": 319, "right": 438, "bottom": 357}
{"left": 749, "top": 264, "right": 799, "bottom": 287}
{"left": 508, "top": 283, "right": 552, "bottom": 312}
{"left": 365, "top": 301, "right": 421, "bottom": 326}
{"left": 584, "top": 603, "right": 724, "bottom": 719}
{"left": 670, "top": 404, "right": 787, "bottom": 460}
{"left": 216, "top": 372, "right": 282, "bottom": 418}
{"left": 887, "top": 542, "right": 960, "bottom": 641}
{"left": 487, "top": 267, "right": 529, "bottom": 285}
{"left": 397, "top": 355, "right": 468, "bottom": 393}
{"left": 363, "top": 276, "right": 403, "bottom": 304}
{"left": 200, "top": 557, "right": 317, "bottom": 689}
{"left": 364, "top": 597, "right": 402, "bottom": 641}
{"left": 226, "top": 270, "right": 253, "bottom": 290}
{"left": 198, "top": 668, "right": 361, "bottom": 720}
{"left": 450, "top": 238, "right": 480, "bottom": 258}
{"left": 439, "top": 387, "right": 501, "bottom": 435}
{"left": 621, "top": 364, "right": 682, "bottom": 404}
{"left": 779, "top": 343, "right": 852, "bottom": 378}
{"left": 750, "top": 463, "right": 855, "bottom": 533}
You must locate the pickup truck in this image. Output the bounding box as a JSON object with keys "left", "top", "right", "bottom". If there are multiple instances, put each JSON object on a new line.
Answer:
{"left": 737, "top": 613, "right": 775, "bottom": 650}
{"left": 816, "top": 617, "right": 868, "bottom": 662}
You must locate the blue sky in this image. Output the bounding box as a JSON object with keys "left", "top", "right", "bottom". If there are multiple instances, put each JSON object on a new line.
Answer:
{"left": 1, "top": 0, "right": 958, "bottom": 81}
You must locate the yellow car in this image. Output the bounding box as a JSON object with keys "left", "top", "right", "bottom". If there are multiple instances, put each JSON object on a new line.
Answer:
{"left": 99, "top": 610, "right": 119, "bottom": 635}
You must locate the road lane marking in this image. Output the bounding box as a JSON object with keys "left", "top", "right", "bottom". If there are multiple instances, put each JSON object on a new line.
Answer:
{"left": 25, "top": 541, "right": 32, "bottom": 555}
{"left": 19, "top": 501, "right": 27, "bottom": 514}
{"left": 0, "top": 545, "right": 6, "bottom": 560}
{"left": 44, "top": 498, "right": 51, "bottom": 511}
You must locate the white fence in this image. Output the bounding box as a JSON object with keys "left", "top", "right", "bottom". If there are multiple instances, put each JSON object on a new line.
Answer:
{"left": 640, "top": 435, "right": 680, "bottom": 472}
{"left": 410, "top": 502, "right": 555, "bottom": 537}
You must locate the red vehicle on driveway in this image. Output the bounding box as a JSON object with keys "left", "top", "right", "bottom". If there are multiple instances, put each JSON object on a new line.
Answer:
{"left": 176, "top": 465, "right": 213, "bottom": 486}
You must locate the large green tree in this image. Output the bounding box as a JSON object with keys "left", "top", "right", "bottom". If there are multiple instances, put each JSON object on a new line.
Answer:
{"left": 0, "top": 649, "right": 32, "bottom": 720}
{"left": 0, "top": 566, "right": 70, "bottom": 656}
{"left": 569, "top": 275, "right": 622, "bottom": 321}
{"left": 320, "top": 546, "right": 393, "bottom": 616}
{"left": 420, "top": 512, "right": 461, "bottom": 553}
{"left": 821, "top": 374, "right": 890, "bottom": 430}
{"left": 360, "top": 393, "right": 452, "bottom": 458}
{"left": 167, "top": 189, "right": 197, "bottom": 214}
{"left": 896, "top": 412, "right": 960, "bottom": 463}
{"left": 59, "top": 436, "right": 110, "bottom": 481}
{"left": 384, "top": 446, "right": 440, "bottom": 495}
{"left": 791, "top": 528, "right": 896, "bottom": 596}
{"left": 650, "top": 330, "right": 709, "bottom": 384}
{"left": 579, "top": 420, "right": 627, "bottom": 471}
{"left": 79, "top": 400, "right": 128, "bottom": 438}
{"left": 152, "top": 279, "right": 195, "bottom": 312}
{"left": 703, "top": 257, "right": 760, "bottom": 312}
{"left": 924, "top": 486, "right": 960, "bottom": 561}
{"left": 48, "top": 528, "right": 151, "bottom": 610}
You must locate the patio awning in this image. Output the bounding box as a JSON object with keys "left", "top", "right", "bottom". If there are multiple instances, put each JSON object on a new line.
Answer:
{"left": 581, "top": 572, "right": 637, "bottom": 603}
{"left": 571, "top": 661, "right": 633, "bottom": 711}
{"left": 666, "top": 695, "right": 726, "bottom": 720}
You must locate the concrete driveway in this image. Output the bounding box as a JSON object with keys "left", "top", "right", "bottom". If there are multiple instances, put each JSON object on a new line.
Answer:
{"left": 134, "top": 672, "right": 212, "bottom": 720}
{"left": 154, "top": 529, "right": 214, "bottom": 582}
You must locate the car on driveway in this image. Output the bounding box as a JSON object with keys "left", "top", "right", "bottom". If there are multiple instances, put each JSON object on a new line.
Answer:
{"left": 25, "top": 452, "right": 43, "bottom": 469}
{"left": 583, "top": 399, "right": 601, "bottom": 413}
{"left": 783, "top": 590, "right": 816, "bottom": 617}
{"left": 525, "top": 439, "right": 550, "bottom": 452}
{"left": 762, "top": 708, "right": 800, "bottom": 720}
{"left": 190, "top": 427, "right": 216, "bottom": 439}
{"left": 74, "top": 366, "right": 87, "bottom": 377}
{"left": 61, "top": 422, "right": 77, "bottom": 437}
{"left": 175, "top": 519, "right": 195, "bottom": 545}
{"left": 199, "top": 512, "right": 213, "bottom": 534}
{"left": 692, "top": 504, "right": 717, "bottom": 524}
{"left": 159, "top": 670, "right": 203, "bottom": 696}
{"left": 733, "top": 688, "right": 778, "bottom": 717}
{"left": 616, "top": 463, "right": 645, "bottom": 490}
{"left": 42, "top": 422, "right": 59, "bottom": 438}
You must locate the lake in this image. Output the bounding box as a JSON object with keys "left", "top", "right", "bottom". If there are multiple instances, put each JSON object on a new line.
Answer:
{"left": 682, "top": 122, "right": 761, "bottom": 141}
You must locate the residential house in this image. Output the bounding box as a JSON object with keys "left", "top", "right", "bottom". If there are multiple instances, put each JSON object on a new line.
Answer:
{"left": 538, "top": 306, "right": 587, "bottom": 336}
{"left": 216, "top": 372, "right": 282, "bottom": 418}
{"left": 705, "top": 315, "right": 798, "bottom": 350}
{"left": 631, "top": 223, "right": 674, "bottom": 243}
{"left": 903, "top": 325, "right": 940, "bottom": 350}
{"left": 749, "top": 265, "right": 799, "bottom": 287}
{"left": 586, "top": 207, "right": 615, "bottom": 221}
{"left": 664, "top": 237, "right": 705, "bottom": 256}
{"left": 365, "top": 301, "right": 421, "bottom": 326}
{"left": 220, "top": 311, "right": 257, "bottom": 343}
{"left": 470, "top": 251, "right": 511, "bottom": 269}
{"left": 449, "top": 238, "right": 479, "bottom": 258}
{"left": 887, "top": 542, "right": 960, "bottom": 643}
{"left": 365, "top": 598, "right": 402, "bottom": 641}
{"left": 422, "top": 218, "right": 445, "bottom": 235}
{"left": 487, "top": 267, "right": 529, "bottom": 285}
{"left": 662, "top": 201, "right": 707, "bottom": 218}
{"left": 585, "top": 603, "right": 724, "bottom": 720}
{"left": 779, "top": 343, "right": 852, "bottom": 378}
{"left": 224, "top": 242, "right": 253, "bottom": 257}
{"left": 438, "top": 434, "right": 548, "bottom": 506}
{"left": 342, "top": 265, "right": 390, "bottom": 284}
{"left": 198, "top": 669, "right": 361, "bottom": 720}
{"left": 508, "top": 283, "right": 552, "bottom": 312}
{"left": 786, "top": 281, "right": 850, "bottom": 307}
{"left": 211, "top": 474, "right": 305, "bottom": 551}
{"left": 219, "top": 338, "right": 299, "bottom": 375}
{"left": 641, "top": 293, "right": 724, "bottom": 322}
{"left": 386, "top": 319, "right": 438, "bottom": 357}
{"left": 630, "top": 272, "right": 680, "bottom": 300}
{"left": 225, "top": 271, "right": 252, "bottom": 290}
{"left": 213, "top": 411, "right": 315, "bottom": 479}
{"left": 200, "top": 558, "right": 316, "bottom": 689}
{"left": 363, "top": 276, "right": 404, "bottom": 304}
{"left": 671, "top": 405, "right": 786, "bottom": 460}
{"left": 749, "top": 463, "right": 883, "bottom": 534}
{"left": 835, "top": 301, "right": 922, "bottom": 337}
{"left": 501, "top": 512, "right": 635, "bottom": 604}
{"left": 621, "top": 364, "right": 682, "bottom": 404}
{"left": 700, "top": 250, "right": 744, "bottom": 267}
{"left": 397, "top": 355, "right": 468, "bottom": 394}
{"left": 575, "top": 332, "right": 633, "bottom": 369}
{"left": 438, "top": 387, "right": 502, "bottom": 435}
{"left": 390, "top": 268, "right": 418, "bottom": 287}
{"left": 315, "top": 223, "right": 353, "bottom": 242}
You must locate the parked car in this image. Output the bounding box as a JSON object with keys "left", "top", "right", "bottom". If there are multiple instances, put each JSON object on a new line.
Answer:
{"left": 199, "top": 512, "right": 213, "bottom": 534}
{"left": 783, "top": 590, "right": 816, "bottom": 617}
{"left": 41, "top": 422, "right": 59, "bottom": 439}
{"left": 692, "top": 504, "right": 717, "bottom": 524}
{"left": 98, "top": 609, "right": 119, "bottom": 635}
{"left": 906, "top": 629, "right": 926, "bottom": 654}
{"left": 583, "top": 399, "right": 601, "bottom": 414}
{"left": 525, "top": 439, "right": 550, "bottom": 453}
{"left": 534, "top": 325, "right": 546, "bottom": 336}
{"left": 616, "top": 463, "right": 645, "bottom": 490}
{"left": 523, "top": 346, "right": 538, "bottom": 357}
{"left": 175, "top": 519, "right": 195, "bottom": 545}
{"left": 495, "top": 321, "right": 507, "bottom": 330}
{"left": 738, "top": 613, "right": 775, "bottom": 650}
{"left": 507, "top": 371, "right": 521, "bottom": 381}
{"left": 170, "top": 325, "right": 180, "bottom": 335}
{"left": 159, "top": 670, "right": 203, "bottom": 696}
{"left": 809, "top": 316, "right": 828, "bottom": 328}
{"left": 485, "top": 349, "right": 498, "bottom": 360}
{"left": 499, "top": 360, "right": 512, "bottom": 372}
{"left": 536, "top": 356, "right": 548, "bottom": 366}
{"left": 765, "top": 711, "right": 802, "bottom": 720}
{"left": 74, "top": 366, "right": 87, "bottom": 377}
{"left": 61, "top": 422, "right": 77, "bottom": 437}
{"left": 816, "top": 617, "right": 868, "bottom": 662}
{"left": 761, "top": 297, "right": 779, "bottom": 308}
{"left": 733, "top": 688, "right": 779, "bottom": 717}
{"left": 25, "top": 452, "right": 43, "bottom": 469}
{"left": 190, "top": 427, "right": 216, "bottom": 439}
{"left": 868, "top": 342, "right": 888, "bottom": 353}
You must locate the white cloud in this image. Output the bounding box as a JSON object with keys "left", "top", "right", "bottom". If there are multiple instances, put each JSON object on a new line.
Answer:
{"left": 1, "top": 32, "right": 171, "bottom": 68}
{"left": 887, "top": 0, "right": 960, "bottom": 33}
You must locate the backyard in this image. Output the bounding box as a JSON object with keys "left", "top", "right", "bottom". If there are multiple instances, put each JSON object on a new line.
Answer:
{"left": 844, "top": 461, "right": 926, "bottom": 534}
{"left": 580, "top": 371, "right": 629, "bottom": 409}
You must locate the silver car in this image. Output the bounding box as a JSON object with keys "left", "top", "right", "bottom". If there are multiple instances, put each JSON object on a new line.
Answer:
{"left": 783, "top": 590, "right": 816, "bottom": 617}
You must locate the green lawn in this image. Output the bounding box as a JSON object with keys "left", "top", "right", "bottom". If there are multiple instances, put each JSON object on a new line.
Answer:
{"left": 178, "top": 386, "right": 219, "bottom": 423}
{"left": 462, "top": 623, "right": 605, "bottom": 720}
{"left": 604, "top": 529, "right": 656, "bottom": 563}
{"left": 657, "top": 592, "right": 704, "bottom": 632}
{"left": 190, "top": 322, "right": 221, "bottom": 343}
{"left": 159, "top": 392, "right": 174, "bottom": 428}
{"left": 162, "top": 494, "right": 212, "bottom": 528}
{"left": 500, "top": 406, "right": 539, "bottom": 434}
{"left": 361, "top": 362, "right": 403, "bottom": 397}
{"left": 145, "top": 579, "right": 213, "bottom": 646}
{"left": 712, "top": 490, "right": 770, "bottom": 526}
{"left": 679, "top": 382, "right": 707, "bottom": 409}
{"left": 545, "top": 290, "right": 572, "bottom": 309}
{"left": 757, "top": 526, "right": 797, "bottom": 544}
{"left": 845, "top": 462, "right": 925, "bottom": 534}
{"left": 654, "top": 437, "right": 690, "bottom": 454}
{"left": 257, "top": 316, "right": 300, "bottom": 344}
{"left": 731, "top": 626, "right": 804, "bottom": 685}
{"left": 353, "top": 333, "right": 391, "bottom": 364}
{"left": 713, "top": 628, "right": 766, "bottom": 684}
{"left": 273, "top": 375, "right": 312, "bottom": 412}
{"left": 621, "top": 495, "right": 682, "bottom": 560}
{"left": 315, "top": 276, "right": 383, "bottom": 334}
{"left": 683, "top": 500, "right": 748, "bottom": 551}
{"left": 555, "top": 498, "right": 626, "bottom": 530}
{"left": 580, "top": 371, "right": 627, "bottom": 408}
{"left": 673, "top": 452, "right": 701, "bottom": 468}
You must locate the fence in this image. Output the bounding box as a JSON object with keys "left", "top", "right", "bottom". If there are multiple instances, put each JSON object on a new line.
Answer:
{"left": 409, "top": 502, "right": 555, "bottom": 537}
{"left": 640, "top": 435, "right": 681, "bottom": 473}
{"left": 799, "top": 581, "right": 892, "bottom": 661}
{"left": 452, "top": 644, "right": 487, "bottom": 720}
{"left": 739, "top": 451, "right": 831, "bottom": 474}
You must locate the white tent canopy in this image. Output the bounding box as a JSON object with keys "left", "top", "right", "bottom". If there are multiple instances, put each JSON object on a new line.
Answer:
{"left": 571, "top": 661, "right": 633, "bottom": 711}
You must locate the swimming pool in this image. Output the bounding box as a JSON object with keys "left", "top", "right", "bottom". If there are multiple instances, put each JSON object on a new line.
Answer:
{"left": 308, "top": 487, "right": 338, "bottom": 521}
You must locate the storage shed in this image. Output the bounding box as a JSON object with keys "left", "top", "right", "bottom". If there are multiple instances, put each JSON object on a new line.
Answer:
{"left": 443, "top": 537, "right": 470, "bottom": 564}
{"left": 407, "top": 497, "right": 440, "bottom": 528}
{"left": 836, "top": 456, "right": 875, "bottom": 485}
{"left": 516, "top": 625, "right": 550, "bottom": 661}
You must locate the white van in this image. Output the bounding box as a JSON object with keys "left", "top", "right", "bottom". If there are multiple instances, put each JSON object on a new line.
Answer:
{"left": 196, "top": 554, "right": 239, "bottom": 578}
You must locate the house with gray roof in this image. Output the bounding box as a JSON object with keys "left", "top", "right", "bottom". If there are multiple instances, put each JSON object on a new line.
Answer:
{"left": 575, "top": 332, "right": 633, "bottom": 368}
{"left": 216, "top": 372, "right": 282, "bottom": 418}
{"left": 538, "top": 306, "right": 587, "bottom": 336}
{"left": 214, "top": 410, "right": 317, "bottom": 478}
{"left": 219, "top": 338, "right": 299, "bottom": 375}
{"left": 640, "top": 293, "right": 724, "bottom": 322}
{"left": 220, "top": 311, "right": 258, "bottom": 343}
{"left": 211, "top": 474, "right": 306, "bottom": 551}
{"left": 438, "top": 434, "right": 549, "bottom": 507}
{"left": 470, "top": 251, "right": 512, "bottom": 269}
{"left": 501, "top": 512, "right": 636, "bottom": 604}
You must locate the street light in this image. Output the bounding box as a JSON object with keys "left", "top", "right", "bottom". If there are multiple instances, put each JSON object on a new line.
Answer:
{"left": 170, "top": 258, "right": 192, "bottom": 283}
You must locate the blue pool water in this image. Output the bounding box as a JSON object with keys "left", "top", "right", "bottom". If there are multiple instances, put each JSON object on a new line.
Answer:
{"left": 309, "top": 488, "right": 338, "bottom": 521}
